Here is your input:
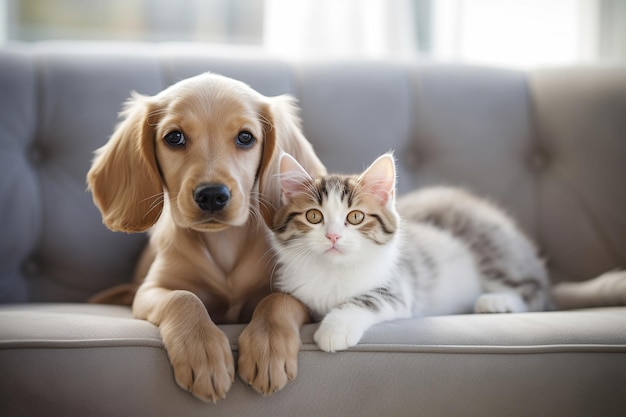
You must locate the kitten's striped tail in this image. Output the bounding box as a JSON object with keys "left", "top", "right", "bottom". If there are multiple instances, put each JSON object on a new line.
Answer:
{"left": 551, "top": 270, "right": 626, "bottom": 310}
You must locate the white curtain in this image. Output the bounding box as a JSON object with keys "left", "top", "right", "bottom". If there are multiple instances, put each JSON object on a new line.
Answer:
{"left": 263, "top": 0, "right": 625, "bottom": 67}
{"left": 432, "top": 0, "right": 609, "bottom": 68}
{"left": 0, "top": 0, "right": 7, "bottom": 43}
{"left": 263, "top": 0, "right": 417, "bottom": 59}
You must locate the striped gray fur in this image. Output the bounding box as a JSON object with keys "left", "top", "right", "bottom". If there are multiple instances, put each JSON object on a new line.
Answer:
{"left": 272, "top": 155, "right": 554, "bottom": 352}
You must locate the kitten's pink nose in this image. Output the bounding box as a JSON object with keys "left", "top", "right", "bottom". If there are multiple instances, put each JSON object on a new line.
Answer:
{"left": 326, "top": 233, "right": 341, "bottom": 244}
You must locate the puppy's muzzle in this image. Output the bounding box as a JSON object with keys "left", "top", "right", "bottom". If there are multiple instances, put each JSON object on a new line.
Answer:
{"left": 194, "top": 184, "right": 231, "bottom": 212}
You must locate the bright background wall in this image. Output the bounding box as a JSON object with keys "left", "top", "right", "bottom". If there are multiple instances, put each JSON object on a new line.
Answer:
{"left": 1, "top": 0, "right": 625, "bottom": 68}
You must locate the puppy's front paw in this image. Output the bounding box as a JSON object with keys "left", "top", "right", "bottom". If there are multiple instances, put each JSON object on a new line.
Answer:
{"left": 162, "top": 321, "right": 235, "bottom": 403}
{"left": 238, "top": 320, "right": 300, "bottom": 396}
{"left": 314, "top": 315, "right": 364, "bottom": 352}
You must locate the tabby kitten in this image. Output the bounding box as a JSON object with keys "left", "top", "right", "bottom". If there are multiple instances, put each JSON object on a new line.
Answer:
{"left": 271, "top": 152, "right": 624, "bottom": 352}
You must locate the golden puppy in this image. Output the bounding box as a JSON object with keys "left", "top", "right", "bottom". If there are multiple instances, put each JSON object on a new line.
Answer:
{"left": 87, "top": 73, "right": 325, "bottom": 402}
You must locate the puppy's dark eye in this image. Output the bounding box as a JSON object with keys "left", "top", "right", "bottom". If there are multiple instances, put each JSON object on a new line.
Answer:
{"left": 164, "top": 131, "right": 185, "bottom": 147}
{"left": 236, "top": 131, "right": 255, "bottom": 148}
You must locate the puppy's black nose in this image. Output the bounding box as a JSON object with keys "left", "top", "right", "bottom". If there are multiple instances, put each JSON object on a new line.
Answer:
{"left": 194, "top": 184, "right": 230, "bottom": 212}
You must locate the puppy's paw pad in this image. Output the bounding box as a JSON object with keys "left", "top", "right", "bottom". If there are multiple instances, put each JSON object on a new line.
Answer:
{"left": 238, "top": 322, "right": 300, "bottom": 396}
{"left": 166, "top": 327, "right": 234, "bottom": 403}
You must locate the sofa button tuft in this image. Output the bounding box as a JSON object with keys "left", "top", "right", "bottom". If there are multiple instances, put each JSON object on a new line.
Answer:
{"left": 29, "top": 146, "right": 44, "bottom": 166}
{"left": 529, "top": 151, "right": 548, "bottom": 171}
{"left": 22, "top": 258, "right": 39, "bottom": 277}
{"left": 404, "top": 148, "right": 423, "bottom": 170}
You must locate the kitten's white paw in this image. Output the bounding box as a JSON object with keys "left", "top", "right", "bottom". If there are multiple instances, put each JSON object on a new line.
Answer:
{"left": 474, "top": 292, "right": 528, "bottom": 313}
{"left": 314, "top": 318, "right": 364, "bottom": 352}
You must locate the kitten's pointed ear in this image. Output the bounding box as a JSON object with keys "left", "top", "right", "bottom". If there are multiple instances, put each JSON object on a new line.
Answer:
{"left": 358, "top": 153, "right": 396, "bottom": 204}
{"left": 279, "top": 152, "right": 314, "bottom": 204}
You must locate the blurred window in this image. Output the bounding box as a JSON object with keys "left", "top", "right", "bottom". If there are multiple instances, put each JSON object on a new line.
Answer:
{"left": 3, "top": 0, "right": 264, "bottom": 44}
{"left": 1, "top": 0, "right": 624, "bottom": 68}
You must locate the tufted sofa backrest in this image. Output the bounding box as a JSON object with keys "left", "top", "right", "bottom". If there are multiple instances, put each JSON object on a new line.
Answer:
{"left": 1, "top": 42, "right": 625, "bottom": 303}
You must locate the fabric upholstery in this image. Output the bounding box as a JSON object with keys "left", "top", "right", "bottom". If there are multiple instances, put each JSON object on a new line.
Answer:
{"left": 1, "top": 304, "right": 625, "bottom": 417}
{"left": 1, "top": 42, "right": 625, "bottom": 416}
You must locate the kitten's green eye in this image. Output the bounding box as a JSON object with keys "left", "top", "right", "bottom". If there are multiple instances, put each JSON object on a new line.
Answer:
{"left": 305, "top": 209, "right": 323, "bottom": 224}
{"left": 346, "top": 210, "right": 365, "bottom": 225}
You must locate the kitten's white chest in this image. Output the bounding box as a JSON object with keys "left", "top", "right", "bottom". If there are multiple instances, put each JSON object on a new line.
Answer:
{"left": 277, "top": 242, "right": 399, "bottom": 316}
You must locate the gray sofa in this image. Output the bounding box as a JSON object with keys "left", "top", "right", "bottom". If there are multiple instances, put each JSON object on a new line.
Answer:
{"left": 1, "top": 42, "right": 625, "bottom": 417}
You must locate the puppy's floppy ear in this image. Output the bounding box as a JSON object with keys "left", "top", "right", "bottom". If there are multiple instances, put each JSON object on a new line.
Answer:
{"left": 87, "top": 93, "right": 163, "bottom": 233}
{"left": 257, "top": 95, "right": 326, "bottom": 227}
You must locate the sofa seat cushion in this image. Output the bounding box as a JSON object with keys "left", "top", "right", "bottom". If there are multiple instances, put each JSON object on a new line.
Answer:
{"left": 1, "top": 304, "right": 625, "bottom": 417}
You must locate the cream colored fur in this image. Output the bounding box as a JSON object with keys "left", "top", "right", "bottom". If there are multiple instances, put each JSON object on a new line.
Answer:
{"left": 87, "top": 73, "right": 325, "bottom": 402}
